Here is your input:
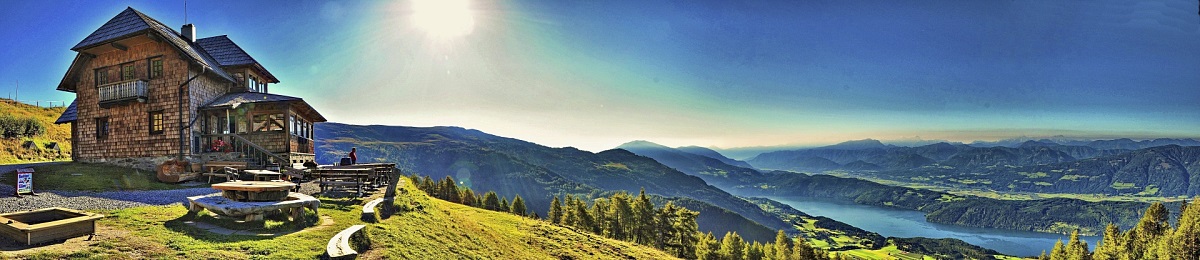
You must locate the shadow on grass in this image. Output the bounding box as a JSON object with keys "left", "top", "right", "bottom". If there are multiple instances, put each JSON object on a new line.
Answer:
{"left": 163, "top": 208, "right": 320, "bottom": 242}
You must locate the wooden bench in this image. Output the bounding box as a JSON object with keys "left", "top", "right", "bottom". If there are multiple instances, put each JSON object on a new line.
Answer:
{"left": 203, "top": 161, "right": 248, "bottom": 183}
{"left": 361, "top": 198, "right": 385, "bottom": 222}
{"left": 327, "top": 224, "right": 368, "bottom": 259}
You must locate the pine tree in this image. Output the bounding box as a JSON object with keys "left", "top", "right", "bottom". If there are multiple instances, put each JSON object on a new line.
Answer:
{"left": 608, "top": 192, "right": 634, "bottom": 241}
{"left": 482, "top": 191, "right": 500, "bottom": 211}
{"left": 500, "top": 197, "right": 511, "bottom": 212}
{"left": 1038, "top": 250, "right": 1047, "bottom": 260}
{"left": 511, "top": 195, "right": 527, "bottom": 216}
{"left": 696, "top": 232, "right": 719, "bottom": 260}
{"left": 718, "top": 232, "right": 745, "bottom": 260}
{"left": 762, "top": 244, "right": 775, "bottom": 260}
{"left": 460, "top": 188, "right": 477, "bottom": 207}
{"left": 774, "top": 230, "right": 793, "bottom": 260}
{"left": 632, "top": 188, "right": 656, "bottom": 244}
{"left": 1065, "top": 230, "right": 1091, "bottom": 260}
{"left": 653, "top": 201, "right": 676, "bottom": 249}
{"left": 746, "top": 242, "right": 765, "bottom": 260}
{"left": 420, "top": 176, "right": 435, "bottom": 193}
{"left": 590, "top": 198, "right": 608, "bottom": 234}
{"left": 794, "top": 237, "right": 817, "bottom": 260}
{"left": 1169, "top": 197, "right": 1200, "bottom": 259}
{"left": 573, "top": 197, "right": 595, "bottom": 231}
{"left": 441, "top": 176, "right": 460, "bottom": 202}
{"left": 1131, "top": 202, "right": 1170, "bottom": 259}
{"left": 1091, "top": 224, "right": 1122, "bottom": 260}
{"left": 676, "top": 207, "right": 701, "bottom": 259}
{"left": 1050, "top": 239, "right": 1067, "bottom": 260}
{"left": 549, "top": 195, "right": 564, "bottom": 224}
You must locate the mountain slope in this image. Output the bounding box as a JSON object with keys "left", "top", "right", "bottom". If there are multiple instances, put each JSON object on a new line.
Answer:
{"left": 676, "top": 145, "right": 755, "bottom": 168}
{"left": 0, "top": 99, "right": 71, "bottom": 164}
{"left": 316, "top": 123, "right": 783, "bottom": 242}
{"left": 617, "top": 140, "right": 762, "bottom": 187}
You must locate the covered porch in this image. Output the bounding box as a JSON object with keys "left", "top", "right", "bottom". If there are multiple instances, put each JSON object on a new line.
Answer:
{"left": 198, "top": 93, "right": 326, "bottom": 167}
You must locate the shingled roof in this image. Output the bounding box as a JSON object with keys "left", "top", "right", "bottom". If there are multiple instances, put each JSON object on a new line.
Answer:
{"left": 67, "top": 7, "right": 233, "bottom": 82}
{"left": 202, "top": 92, "right": 326, "bottom": 122}
{"left": 196, "top": 35, "right": 278, "bottom": 83}
{"left": 54, "top": 100, "right": 78, "bottom": 124}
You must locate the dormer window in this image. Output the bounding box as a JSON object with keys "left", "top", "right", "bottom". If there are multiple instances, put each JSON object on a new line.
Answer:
{"left": 248, "top": 76, "right": 259, "bottom": 92}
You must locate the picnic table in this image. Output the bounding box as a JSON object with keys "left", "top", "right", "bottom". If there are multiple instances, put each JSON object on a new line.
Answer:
{"left": 202, "top": 161, "right": 248, "bottom": 183}
{"left": 243, "top": 170, "right": 283, "bottom": 181}
{"left": 311, "top": 168, "right": 373, "bottom": 197}
{"left": 322, "top": 163, "right": 396, "bottom": 188}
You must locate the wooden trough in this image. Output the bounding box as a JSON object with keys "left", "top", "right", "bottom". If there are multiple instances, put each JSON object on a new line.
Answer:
{"left": 0, "top": 208, "right": 103, "bottom": 245}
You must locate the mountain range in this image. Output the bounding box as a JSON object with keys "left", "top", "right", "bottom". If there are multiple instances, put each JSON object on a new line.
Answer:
{"left": 315, "top": 123, "right": 785, "bottom": 242}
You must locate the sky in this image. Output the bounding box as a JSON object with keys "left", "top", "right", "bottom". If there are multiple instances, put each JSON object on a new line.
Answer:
{"left": 1, "top": 0, "right": 1198, "bottom": 151}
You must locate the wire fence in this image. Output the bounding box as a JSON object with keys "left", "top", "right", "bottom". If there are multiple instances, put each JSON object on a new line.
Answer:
{"left": 0, "top": 99, "right": 69, "bottom": 108}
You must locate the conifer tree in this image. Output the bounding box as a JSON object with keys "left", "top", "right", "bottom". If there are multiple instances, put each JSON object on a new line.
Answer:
{"left": 608, "top": 192, "right": 634, "bottom": 241}
{"left": 794, "top": 237, "right": 817, "bottom": 260}
{"left": 482, "top": 191, "right": 500, "bottom": 211}
{"left": 774, "top": 230, "right": 793, "bottom": 260}
{"left": 1050, "top": 239, "right": 1067, "bottom": 260}
{"left": 1169, "top": 197, "right": 1200, "bottom": 259}
{"left": 1038, "top": 250, "right": 1047, "bottom": 260}
{"left": 762, "top": 244, "right": 775, "bottom": 260}
{"left": 718, "top": 232, "right": 745, "bottom": 260}
{"left": 1131, "top": 202, "right": 1170, "bottom": 258}
{"left": 746, "top": 241, "right": 765, "bottom": 260}
{"left": 441, "top": 176, "right": 460, "bottom": 202}
{"left": 511, "top": 195, "right": 527, "bottom": 216}
{"left": 654, "top": 202, "right": 677, "bottom": 249}
{"left": 1065, "top": 230, "right": 1091, "bottom": 260}
{"left": 696, "top": 232, "right": 719, "bottom": 260}
{"left": 679, "top": 210, "right": 701, "bottom": 258}
{"left": 590, "top": 198, "right": 608, "bottom": 234}
{"left": 1091, "top": 224, "right": 1121, "bottom": 260}
{"left": 500, "top": 197, "right": 511, "bottom": 212}
{"left": 632, "top": 188, "right": 656, "bottom": 244}
{"left": 420, "top": 176, "right": 435, "bottom": 193}
{"left": 460, "top": 188, "right": 477, "bottom": 207}
{"left": 549, "top": 195, "right": 563, "bottom": 224}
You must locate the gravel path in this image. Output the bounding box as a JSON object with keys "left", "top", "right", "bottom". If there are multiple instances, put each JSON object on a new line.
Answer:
{"left": 0, "top": 163, "right": 220, "bottom": 213}
{"left": 0, "top": 163, "right": 337, "bottom": 213}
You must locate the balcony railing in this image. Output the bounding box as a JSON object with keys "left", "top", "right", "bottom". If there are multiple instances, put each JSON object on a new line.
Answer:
{"left": 98, "top": 79, "right": 148, "bottom": 107}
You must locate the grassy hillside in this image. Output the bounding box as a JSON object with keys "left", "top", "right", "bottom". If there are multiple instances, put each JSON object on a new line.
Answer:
{"left": 0, "top": 99, "right": 71, "bottom": 164}
{"left": 1, "top": 177, "right": 675, "bottom": 259}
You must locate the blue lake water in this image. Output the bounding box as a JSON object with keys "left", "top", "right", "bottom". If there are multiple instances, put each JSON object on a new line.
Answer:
{"left": 769, "top": 196, "right": 1102, "bottom": 257}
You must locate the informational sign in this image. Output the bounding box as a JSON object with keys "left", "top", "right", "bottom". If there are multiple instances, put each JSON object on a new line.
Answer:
{"left": 15, "top": 168, "right": 34, "bottom": 196}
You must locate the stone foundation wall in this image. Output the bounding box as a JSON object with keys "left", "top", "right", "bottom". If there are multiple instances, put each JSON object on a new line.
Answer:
{"left": 81, "top": 152, "right": 244, "bottom": 171}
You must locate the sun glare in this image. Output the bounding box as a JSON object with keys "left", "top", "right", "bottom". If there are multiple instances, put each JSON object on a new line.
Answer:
{"left": 412, "top": 0, "right": 475, "bottom": 38}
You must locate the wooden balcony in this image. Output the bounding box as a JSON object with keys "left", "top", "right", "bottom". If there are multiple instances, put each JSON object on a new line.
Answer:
{"left": 98, "top": 79, "right": 148, "bottom": 107}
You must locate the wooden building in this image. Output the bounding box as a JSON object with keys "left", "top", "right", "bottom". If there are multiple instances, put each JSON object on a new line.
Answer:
{"left": 53, "top": 7, "right": 325, "bottom": 170}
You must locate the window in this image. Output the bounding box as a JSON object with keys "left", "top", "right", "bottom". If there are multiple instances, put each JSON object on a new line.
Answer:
{"left": 122, "top": 63, "right": 136, "bottom": 81}
{"left": 247, "top": 76, "right": 258, "bottom": 92}
{"left": 149, "top": 58, "right": 163, "bottom": 79}
{"left": 253, "top": 113, "right": 284, "bottom": 132}
{"left": 149, "top": 111, "right": 164, "bottom": 135}
{"left": 95, "top": 117, "right": 109, "bottom": 139}
{"left": 95, "top": 67, "right": 109, "bottom": 86}
{"left": 289, "top": 115, "right": 297, "bottom": 136}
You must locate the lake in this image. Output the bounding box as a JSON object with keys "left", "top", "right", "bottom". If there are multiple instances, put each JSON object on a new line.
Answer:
{"left": 770, "top": 196, "right": 1102, "bottom": 257}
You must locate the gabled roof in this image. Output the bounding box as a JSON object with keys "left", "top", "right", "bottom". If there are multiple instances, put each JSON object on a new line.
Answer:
{"left": 54, "top": 100, "right": 78, "bottom": 124}
{"left": 202, "top": 92, "right": 326, "bottom": 122}
{"left": 64, "top": 7, "right": 234, "bottom": 86}
{"left": 195, "top": 35, "right": 279, "bottom": 83}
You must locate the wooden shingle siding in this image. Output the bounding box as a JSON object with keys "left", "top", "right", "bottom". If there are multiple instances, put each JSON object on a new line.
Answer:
{"left": 73, "top": 40, "right": 196, "bottom": 160}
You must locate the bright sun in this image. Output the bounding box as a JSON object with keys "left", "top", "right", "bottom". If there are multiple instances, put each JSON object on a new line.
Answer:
{"left": 412, "top": 0, "right": 475, "bottom": 38}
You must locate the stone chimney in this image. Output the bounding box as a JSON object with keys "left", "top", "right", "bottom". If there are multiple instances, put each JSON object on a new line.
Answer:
{"left": 181, "top": 24, "right": 196, "bottom": 43}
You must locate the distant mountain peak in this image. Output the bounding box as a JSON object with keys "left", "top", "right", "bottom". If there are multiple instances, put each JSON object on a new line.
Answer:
{"left": 617, "top": 140, "right": 671, "bottom": 149}
{"left": 822, "top": 139, "right": 892, "bottom": 150}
